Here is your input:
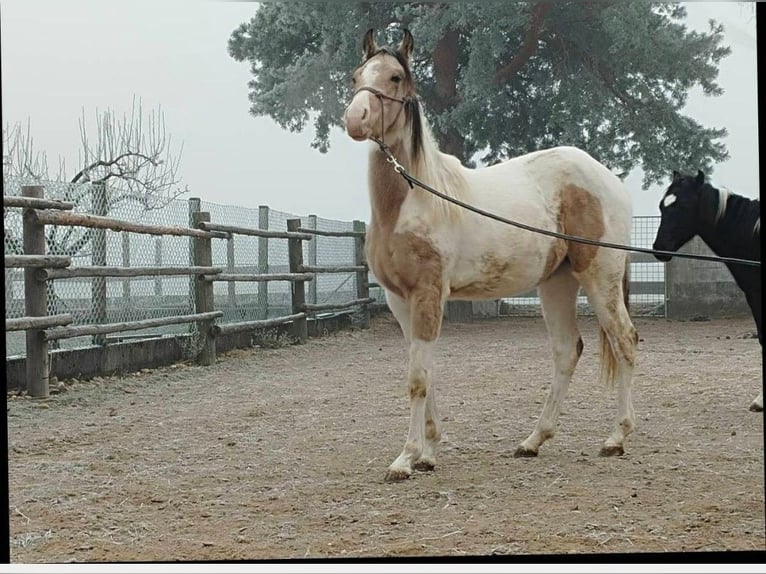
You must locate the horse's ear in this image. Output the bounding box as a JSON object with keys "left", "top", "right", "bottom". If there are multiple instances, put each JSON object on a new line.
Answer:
{"left": 696, "top": 170, "right": 705, "bottom": 186}
{"left": 363, "top": 28, "right": 379, "bottom": 60}
{"left": 398, "top": 29, "right": 414, "bottom": 61}
{"left": 672, "top": 170, "right": 681, "bottom": 183}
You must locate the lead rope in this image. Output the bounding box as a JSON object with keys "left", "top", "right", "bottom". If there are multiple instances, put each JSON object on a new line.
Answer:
{"left": 373, "top": 137, "right": 761, "bottom": 268}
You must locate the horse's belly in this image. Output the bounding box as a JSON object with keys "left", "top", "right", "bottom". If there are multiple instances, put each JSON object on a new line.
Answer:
{"left": 448, "top": 253, "right": 547, "bottom": 300}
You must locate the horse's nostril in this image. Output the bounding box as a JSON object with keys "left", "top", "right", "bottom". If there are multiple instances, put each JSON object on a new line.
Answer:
{"left": 362, "top": 108, "right": 368, "bottom": 121}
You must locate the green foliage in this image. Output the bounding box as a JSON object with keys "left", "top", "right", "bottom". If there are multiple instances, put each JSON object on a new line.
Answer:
{"left": 228, "top": 2, "right": 731, "bottom": 187}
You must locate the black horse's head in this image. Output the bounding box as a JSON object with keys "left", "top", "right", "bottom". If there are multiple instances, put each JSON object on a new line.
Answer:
{"left": 652, "top": 170, "right": 706, "bottom": 261}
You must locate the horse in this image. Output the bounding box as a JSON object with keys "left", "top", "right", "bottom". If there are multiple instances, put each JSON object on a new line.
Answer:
{"left": 653, "top": 170, "right": 762, "bottom": 412}
{"left": 343, "top": 29, "right": 638, "bottom": 481}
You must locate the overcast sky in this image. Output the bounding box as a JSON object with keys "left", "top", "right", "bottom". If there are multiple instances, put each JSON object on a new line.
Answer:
{"left": 1, "top": 1, "right": 759, "bottom": 222}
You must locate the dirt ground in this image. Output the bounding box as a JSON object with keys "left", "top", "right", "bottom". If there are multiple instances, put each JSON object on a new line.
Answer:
{"left": 7, "top": 314, "right": 765, "bottom": 562}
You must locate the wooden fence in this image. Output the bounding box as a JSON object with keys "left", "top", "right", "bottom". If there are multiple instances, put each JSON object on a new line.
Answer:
{"left": 4, "top": 186, "right": 374, "bottom": 397}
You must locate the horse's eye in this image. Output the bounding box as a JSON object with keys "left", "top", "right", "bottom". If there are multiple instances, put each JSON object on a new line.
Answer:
{"left": 350, "top": 77, "right": 356, "bottom": 85}
{"left": 391, "top": 75, "right": 402, "bottom": 83}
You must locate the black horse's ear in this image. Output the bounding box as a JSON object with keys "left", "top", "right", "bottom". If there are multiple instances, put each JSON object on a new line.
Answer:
{"left": 672, "top": 170, "right": 681, "bottom": 183}
{"left": 696, "top": 170, "right": 705, "bottom": 186}
{"left": 363, "top": 28, "right": 378, "bottom": 60}
{"left": 398, "top": 29, "right": 414, "bottom": 61}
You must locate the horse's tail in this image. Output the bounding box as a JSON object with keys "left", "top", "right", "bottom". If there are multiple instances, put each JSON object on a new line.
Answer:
{"left": 598, "top": 257, "right": 630, "bottom": 389}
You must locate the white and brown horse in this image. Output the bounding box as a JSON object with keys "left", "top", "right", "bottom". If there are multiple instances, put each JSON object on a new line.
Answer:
{"left": 344, "top": 29, "right": 638, "bottom": 481}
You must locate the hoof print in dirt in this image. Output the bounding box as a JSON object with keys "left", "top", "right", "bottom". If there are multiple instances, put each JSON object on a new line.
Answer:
{"left": 599, "top": 445, "right": 625, "bottom": 457}
{"left": 513, "top": 446, "right": 538, "bottom": 458}
{"left": 413, "top": 461, "right": 435, "bottom": 472}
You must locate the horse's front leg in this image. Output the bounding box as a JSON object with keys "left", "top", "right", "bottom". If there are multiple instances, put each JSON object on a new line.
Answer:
{"left": 746, "top": 290, "right": 763, "bottom": 412}
{"left": 385, "top": 287, "right": 444, "bottom": 482}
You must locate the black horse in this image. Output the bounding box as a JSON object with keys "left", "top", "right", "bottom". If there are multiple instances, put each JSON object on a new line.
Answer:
{"left": 653, "top": 170, "right": 762, "bottom": 412}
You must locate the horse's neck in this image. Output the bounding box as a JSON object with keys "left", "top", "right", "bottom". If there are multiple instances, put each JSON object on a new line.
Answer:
{"left": 697, "top": 186, "right": 760, "bottom": 260}
{"left": 368, "top": 143, "right": 412, "bottom": 232}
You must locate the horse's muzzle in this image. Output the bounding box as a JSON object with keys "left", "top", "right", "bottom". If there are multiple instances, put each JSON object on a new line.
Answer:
{"left": 652, "top": 243, "right": 673, "bottom": 262}
{"left": 344, "top": 101, "right": 371, "bottom": 141}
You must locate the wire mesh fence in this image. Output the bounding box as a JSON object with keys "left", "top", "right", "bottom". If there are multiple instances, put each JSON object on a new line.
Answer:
{"left": 4, "top": 177, "right": 364, "bottom": 358}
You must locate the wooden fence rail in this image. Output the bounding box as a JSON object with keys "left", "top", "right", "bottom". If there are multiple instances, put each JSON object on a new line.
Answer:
{"left": 32, "top": 209, "right": 228, "bottom": 239}
{"left": 38, "top": 266, "right": 223, "bottom": 280}
{"left": 301, "top": 264, "right": 366, "bottom": 274}
{"left": 4, "top": 188, "right": 374, "bottom": 397}
{"left": 4, "top": 196, "right": 75, "bottom": 210}
{"left": 296, "top": 227, "right": 365, "bottom": 238}
{"left": 198, "top": 221, "right": 314, "bottom": 241}
{"left": 6, "top": 255, "right": 72, "bottom": 268}
{"left": 202, "top": 272, "right": 314, "bottom": 283}
{"left": 6, "top": 314, "right": 73, "bottom": 332}
{"left": 44, "top": 311, "right": 224, "bottom": 341}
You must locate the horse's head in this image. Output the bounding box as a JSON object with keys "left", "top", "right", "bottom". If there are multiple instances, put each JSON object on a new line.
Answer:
{"left": 652, "top": 170, "right": 706, "bottom": 261}
{"left": 344, "top": 29, "right": 417, "bottom": 144}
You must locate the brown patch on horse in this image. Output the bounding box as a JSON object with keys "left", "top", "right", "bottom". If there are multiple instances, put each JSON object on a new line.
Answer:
{"left": 558, "top": 184, "right": 605, "bottom": 272}
{"left": 368, "top": 229, "right": 443, "bottom": 341}
{"left": 449, "top": 254, "right": 512, "bottom": 298}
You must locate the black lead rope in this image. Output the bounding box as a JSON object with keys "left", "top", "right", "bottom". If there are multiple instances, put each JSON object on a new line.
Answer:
{"left": 372, "top": 140, "right": 761, "bottom": 268}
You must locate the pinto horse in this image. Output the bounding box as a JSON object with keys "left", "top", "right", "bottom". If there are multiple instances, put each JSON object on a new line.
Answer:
{"left": 653, "top": 170, "right": 762, "bottom": 412}
{"left": 344, "top": 29, "right": 638, "bottom": 481}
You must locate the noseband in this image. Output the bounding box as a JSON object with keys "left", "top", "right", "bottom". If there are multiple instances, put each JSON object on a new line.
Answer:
{"left": 349, "top": 85, "right": 412, "bottom": 150}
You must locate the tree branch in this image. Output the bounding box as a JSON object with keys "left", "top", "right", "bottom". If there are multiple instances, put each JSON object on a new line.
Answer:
{"left": 70, "top": 151, "right": 156, "bottom": 183}
{"left": 493, "top": 1, "right": 553, "bottom": 85}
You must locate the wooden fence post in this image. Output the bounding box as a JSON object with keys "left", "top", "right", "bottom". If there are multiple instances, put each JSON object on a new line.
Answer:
{"left": 287, "top": 218, "right": 308, "bottom": 342}
{"left": 121, "top": 231, "right": 130, "bottom": 307}
{"left": 22, "top": 185, "right": 50, "bottom": 397}
{"left": 307, "top": 214, "right": 318, "bottom": 305}
{"left": 154, "top": 236, "right": 163, "bottom": 298}
{"left": 227, "top": 233, "right": 236, "bottom": 314}
{"left": 192, "top": 211, "right": 216, "bottom": 365}
{"left": 257, "top": 205, "right": 269, "bottom": 320}
{"left": 92, "top": 183, "right": 108, "bottom": 345}
{"left": 353, "top": 220, "right": 370, "bottom": 329}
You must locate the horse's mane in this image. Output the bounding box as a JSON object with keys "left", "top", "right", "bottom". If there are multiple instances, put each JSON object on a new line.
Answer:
{"left": 368, "top": 46, "right": 468, "bottom": 221}
{"left": 708, "top": 183, "right": 760, "bottom": 239}
{"left": 407, "top": 108, "right": 468, "bottom": 222}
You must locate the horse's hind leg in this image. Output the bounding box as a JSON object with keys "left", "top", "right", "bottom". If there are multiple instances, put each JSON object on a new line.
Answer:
{"left": 578, "top": 264, "right": 638, "bottom": 456}
{"left": 385, "top": 288, "right": 444, "bottom": 482}
{"left": 516, "top": 264, "right": 582, "bottom": 457}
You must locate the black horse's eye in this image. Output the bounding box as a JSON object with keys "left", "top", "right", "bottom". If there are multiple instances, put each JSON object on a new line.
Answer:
{"left": 391, "top": 75, "right": 402, "bottom": 83}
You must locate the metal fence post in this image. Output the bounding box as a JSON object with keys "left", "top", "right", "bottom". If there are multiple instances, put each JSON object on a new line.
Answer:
{"left": 192, "top": 211, "right": 216, "bottom": 365}
{"left": 154, "top": 236, "right": 163, "bottom": 298}
{"left": 92, "top": 183, "right": 108, "bottom": 345}
{"left": 22, "top": 185, "right": 50, "bottom": 397}
{"left": 353, "top": 220, "right": 370, "bottom": 329}
{"left": 287, "top": 218, "right": 308, "bottom": 342}
{"left": 121, "top": 231, "right": 130, "bottom": 307}
{"left": 307, "top": 214, "right": 318, "bottom": 305}
{"left": 257, "top": 205, "right": 269, "bottom": 320}
{"left": 227, "top": 233, "right": 236, "bottom": 313}
{"left": 188, "top": 198, "right": 201, "bottom": 314}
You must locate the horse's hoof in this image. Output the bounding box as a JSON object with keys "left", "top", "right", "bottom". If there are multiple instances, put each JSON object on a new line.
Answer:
{"left": 413, "top": 460, "right": 435, "bottom": 472}
{"left": 513, "top": 446, "right": 538, "bottom": 458}
{"left": 384, "top": 469, "right": 411, "bottom": 482}
{"left": 599, "top": 445, "right": 624, "bottom": 457}
{"left": 749, "top": 403, "right": 763, "bottom": 412}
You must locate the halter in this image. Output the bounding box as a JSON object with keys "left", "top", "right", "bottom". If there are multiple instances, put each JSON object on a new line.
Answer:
{"left": 349, "top": 85, "right": 411, "bottom": 154}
